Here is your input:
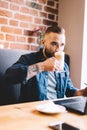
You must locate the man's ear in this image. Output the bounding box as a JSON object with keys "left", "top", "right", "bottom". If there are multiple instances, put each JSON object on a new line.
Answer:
{"left": 41, "top": 39, "right": 45, "bottom": 45}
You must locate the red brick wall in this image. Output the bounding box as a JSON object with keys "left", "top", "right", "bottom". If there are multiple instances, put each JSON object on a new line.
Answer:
{"left": 0, "top": 0, "right": 59, "bottom": 51}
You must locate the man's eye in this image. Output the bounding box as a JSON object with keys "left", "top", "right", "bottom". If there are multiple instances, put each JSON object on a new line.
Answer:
{"left": 61, "top": 43, "right": 65, "bottom": 46}
{"left": 51, "top": 42, "right": 58, "bottom": 46}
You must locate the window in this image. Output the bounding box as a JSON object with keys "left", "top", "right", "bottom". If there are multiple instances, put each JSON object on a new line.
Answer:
{"left": 81, "top": 0, "right": 87, "bottom": 88}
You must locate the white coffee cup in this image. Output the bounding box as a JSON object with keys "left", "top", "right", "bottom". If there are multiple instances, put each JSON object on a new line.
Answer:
{"left": 55, "top": 51, "right": 65, "bottom": 71}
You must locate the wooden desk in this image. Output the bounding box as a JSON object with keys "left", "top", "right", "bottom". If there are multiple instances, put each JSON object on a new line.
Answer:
{"left": 0, "top": 101, "right": 87, "bottom": 130}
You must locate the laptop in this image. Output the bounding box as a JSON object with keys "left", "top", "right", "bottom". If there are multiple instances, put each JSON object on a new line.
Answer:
{"left": 53, "top": 96, "right": 87, "bottom": 115}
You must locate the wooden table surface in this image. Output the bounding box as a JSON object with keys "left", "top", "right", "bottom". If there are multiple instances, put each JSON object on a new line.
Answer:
{"left": 0, "top": 100, "right": 87, "bottom": 130}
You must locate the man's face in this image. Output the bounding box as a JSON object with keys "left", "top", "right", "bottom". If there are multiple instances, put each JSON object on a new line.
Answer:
{"left": 43, "top": 32, "right": 66, "bottom": 57}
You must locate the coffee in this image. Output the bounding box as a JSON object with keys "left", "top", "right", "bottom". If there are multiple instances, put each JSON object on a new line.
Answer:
{"left": 55, "top": 51, "right": 64, "bottom": 71}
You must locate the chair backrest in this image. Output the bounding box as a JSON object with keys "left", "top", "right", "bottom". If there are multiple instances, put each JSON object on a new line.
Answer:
{"left": 0, "top": 48, "right": 31, "bottom": 105}
{"left": 0, "top": 48, "right": 31, "bottom": 74}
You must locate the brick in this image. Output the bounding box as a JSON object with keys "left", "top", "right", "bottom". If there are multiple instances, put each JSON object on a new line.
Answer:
{"left": 6, "top": 34, "right": 16, "bottom": 41}
{"left": 55, "top": 0, "right": 59, "bottom": 2}
{"left": 28, "top": 45, "right": 31, "bottom": 50}
{"left": 38, "top": 0, "right": 46, "bottom": 4}
{"left": 14, "top": 28, "right": 22, "bottom": 35}
{"left": 0, "top": 1, "right": 8, "bottom": 8}
{"left": 10, "top": 43, "right": 29, "bottom": 50}
{"left": 9, "top": 0, "right": 24, "bottom": 5}
{"left": 16, "top": 36, "right": 26, "bottom": 43}
{"left": 3, "top": 42, "right": 10, "bottom": 49}
{"left": 47, "top": 1, "right": 54, "bottom": 6}
{"left": 25, "top": 1, "right": 31, "bottom": 7}
{"left": 43, "top": 19, "right": 58, "bottom": 26}
{"left": 14, "top": 13, "right": 32, "bottom": 22}
{"left": 29, "top": 9, "right": 38, "bottom": 16}
{"left": 0, "top": 9, "right": 12, "bottom": 17}
{"left": 10, "top": 3, "right": 19, "bottom": 11}
{"left": 1, "top": 26, "right": 13, "bottom": 33}
{"left": 20, "top": 22, "right": 29, "bottom": 28}
{"left": 29, "top": 24, "right": 38, "bottom": 30}
{"left": 48, "top": 14, "right": 55, "bottom": 20}
{"left": 0, "top": 18, "right": 7, "bottom": 24}
{"left": 40, "top": 12, "right": 47, "bottom": 18}
{"left": 1, "top": 26, "right": 22, "bottom": 35}
{"left": 28, "top": 38, "right": 35, "bottom": 43}
{"left": 34, "top": 18, "right": 42, "bottom": 24}
{"left": 0, "top": 33, "right": 4, "bottom": 40}
{"left": 56, "top": 16, "right": 58, "bottom": 21}
{"left": 9, "top": 20, "right": 18, "bottom": 26}
{"left": 44, "top": 6, "right": 58, "bottom": 15}
{"left": 20, "top": 7, "right": 30, "bottom": 14}
{"left": 56, "top": 3, "right": 59, "bottom": 8}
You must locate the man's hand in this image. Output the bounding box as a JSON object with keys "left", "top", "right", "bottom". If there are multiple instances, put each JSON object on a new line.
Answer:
{"left": 82, "top": 87, "right": 87, "bottom": 96}
{"left": 74, "top": 87, "right": 87, "bottom": 96}
{"left": 42, "top": 57, "right": 62, "bottom": 71}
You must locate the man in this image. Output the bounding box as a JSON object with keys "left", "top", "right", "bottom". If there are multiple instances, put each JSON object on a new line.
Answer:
{"left": 4, "top": 26, "right": 87, "bottom": 102}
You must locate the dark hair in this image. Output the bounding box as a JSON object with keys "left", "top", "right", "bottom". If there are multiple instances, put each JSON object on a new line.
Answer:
{"left": 45, "top": 26, "right": 65, "bottom": 35}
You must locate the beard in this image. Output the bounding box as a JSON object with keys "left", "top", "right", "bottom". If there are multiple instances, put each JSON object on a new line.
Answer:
{"left": 44, "top": 49, "right": 54, "bottom": 58}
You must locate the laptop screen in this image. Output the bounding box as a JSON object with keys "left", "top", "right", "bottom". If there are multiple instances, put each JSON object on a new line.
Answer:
{"left": 53, "top": 96, "right": 87, "bottom": 115}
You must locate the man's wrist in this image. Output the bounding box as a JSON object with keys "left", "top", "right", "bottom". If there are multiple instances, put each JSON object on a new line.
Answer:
{"left": 28, "top": 64, "right": 40, "bottom": 74}
{"left": 29, "top": 64, "right": 39, "bottom": 73}
{"left": 37, "top": 62, "right": 44, "bottom": 72}
{"left": 26, "top": 64, "right": 38, "bottom": 80}
{"left": 26, "top": 63, "right": 44, "bottom": 80}
{"left": 74, "top": 89, "right": 86, "bottom": 96}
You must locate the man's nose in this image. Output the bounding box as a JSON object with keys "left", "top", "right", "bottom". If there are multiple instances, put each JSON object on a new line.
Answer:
{"left": 55, "top": 44, "right": 60, "bottom": 52}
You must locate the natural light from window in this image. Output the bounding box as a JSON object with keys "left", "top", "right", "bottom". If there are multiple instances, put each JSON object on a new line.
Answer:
{"left": 81, "top": 0, "right": 87, "bottom": 88}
